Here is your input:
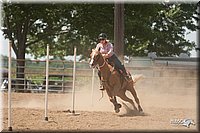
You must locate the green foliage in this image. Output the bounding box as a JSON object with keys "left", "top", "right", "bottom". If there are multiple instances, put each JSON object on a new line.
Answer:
{"left": 124, "top": 3, "right": 197, "bottom": 56}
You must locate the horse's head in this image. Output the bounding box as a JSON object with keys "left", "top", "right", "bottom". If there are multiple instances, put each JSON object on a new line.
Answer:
{"left": 89, "top": 49, "right": 103, "bottom": 68}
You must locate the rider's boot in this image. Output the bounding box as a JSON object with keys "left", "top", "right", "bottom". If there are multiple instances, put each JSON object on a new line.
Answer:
{"left": 99, "top": 80, "right": 105, "bottom": 91}
{"left": 119, "top": 65, "right": 132, "bottom": 81}
{"left": 123, "top": 71, "right": 132, "bottom": 81}
{"left": 98, "top": 71, "right": 105, "bottom": 91}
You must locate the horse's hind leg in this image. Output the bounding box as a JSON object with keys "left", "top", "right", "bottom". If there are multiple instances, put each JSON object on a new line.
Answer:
{"left": 129, "top": 86, "right": 143, "bottom": 112}
{"left": 117, "top": 90, "right": 137, "bottom": 111}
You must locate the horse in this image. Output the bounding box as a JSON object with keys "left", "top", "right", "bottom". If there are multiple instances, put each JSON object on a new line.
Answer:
{"left": 181, "top": 119, "right": 195, "bottom": 128}
{"left": 89, "top": 49, "right": 143, "bottom": 113}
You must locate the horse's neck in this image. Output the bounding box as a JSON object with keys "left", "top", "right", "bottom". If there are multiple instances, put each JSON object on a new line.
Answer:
{"left": 99, "top": 58, "right": 112, "bottom": 80}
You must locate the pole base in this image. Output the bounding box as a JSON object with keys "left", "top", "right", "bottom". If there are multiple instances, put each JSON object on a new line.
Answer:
{"left": 45, "top": 117, "right": 48, "bottom": 121}
{"left": 8, "top": 127, "right": 12, "bottom": 131}
{"left": 66, "top": 110, "right": 80, "bottom": 116}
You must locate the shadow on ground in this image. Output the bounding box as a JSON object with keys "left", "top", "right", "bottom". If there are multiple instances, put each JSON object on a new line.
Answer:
{"left": 118, "top": 102, "right": 149, "bottom": 117}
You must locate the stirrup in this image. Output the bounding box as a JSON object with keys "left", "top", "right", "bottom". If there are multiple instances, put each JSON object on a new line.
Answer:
{"left": 99, "top": 85, "right": 105, "bottom": 91}
{"left": 100, "top": 88, "right": 105, "bottom": 91}
{"left": 125, "top": 76, "right": 131, "bottom": 81}
{"left": 124, "top": 74, "right": 132, "bottom": 81}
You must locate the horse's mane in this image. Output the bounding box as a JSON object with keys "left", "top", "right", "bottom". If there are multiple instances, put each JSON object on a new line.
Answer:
{"left": 98, "top": 51, "right": 115, "bottom": 71}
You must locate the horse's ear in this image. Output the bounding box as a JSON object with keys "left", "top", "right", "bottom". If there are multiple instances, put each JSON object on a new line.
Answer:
{"left": 98, "top": 47, "right": 101, "bottom": 52}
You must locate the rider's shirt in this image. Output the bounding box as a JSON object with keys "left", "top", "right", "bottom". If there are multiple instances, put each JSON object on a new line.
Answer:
{"left": 95, "top": 40, "right": 114, "bottom": 58}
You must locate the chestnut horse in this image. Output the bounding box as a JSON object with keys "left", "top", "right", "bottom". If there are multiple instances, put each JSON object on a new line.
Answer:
{"left": 89, "top": 49, "right": 143, "bottom": 113}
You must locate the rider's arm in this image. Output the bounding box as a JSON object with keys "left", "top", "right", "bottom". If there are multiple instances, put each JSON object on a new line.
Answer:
{"left": 106, "top": 43, "right": 114, "bottom": 58}
{"left": 95, "top": 43, "right": 101, "bottom": 51}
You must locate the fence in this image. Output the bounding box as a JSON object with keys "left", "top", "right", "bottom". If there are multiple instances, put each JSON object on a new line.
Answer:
{"left": 1, "top": 58, "right": 74, "bottom": 92}
{"left": 1, "top": 56, "right": 198, "bottom": 92}
{"left": 0, "top": 59, "right": 99, "bottom": 92}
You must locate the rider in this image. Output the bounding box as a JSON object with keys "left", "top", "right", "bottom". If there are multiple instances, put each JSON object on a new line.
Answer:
{"left": 95, "top": 33, "right": 131, "bottom": 90}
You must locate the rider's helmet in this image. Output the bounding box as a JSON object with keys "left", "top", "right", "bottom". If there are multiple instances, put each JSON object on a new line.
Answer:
{"left": 98, "top": 33, "right": 107, "bottom": 40}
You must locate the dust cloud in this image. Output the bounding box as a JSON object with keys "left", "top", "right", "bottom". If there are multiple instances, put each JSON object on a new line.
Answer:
{"left": 1, "top": 71, "right": 197, "bottom": 131}
{"left": 4, "top": 73, "right": 196, "bottom": 113}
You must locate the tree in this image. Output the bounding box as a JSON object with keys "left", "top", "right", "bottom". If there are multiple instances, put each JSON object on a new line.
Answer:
{"left": 28, "top": 4, "right": 115, "bottom": 59}
{"left": 114, "top": 3, "right": 124, "bottom": 62}
{"left": 2, "top": 4, "right": 73, "bottom": 89}
{"left": 3, "top": 3, "right": 197, "bottom": 58}
{"left": 53, "top": 3, "right": 197, "bottom": 57}
{"left": 124, "top": 3, "right": 197, "bottom": 56}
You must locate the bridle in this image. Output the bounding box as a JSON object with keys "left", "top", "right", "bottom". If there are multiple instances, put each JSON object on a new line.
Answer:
{"left": 91, "top": 51, "right": 106, "bottom": 69}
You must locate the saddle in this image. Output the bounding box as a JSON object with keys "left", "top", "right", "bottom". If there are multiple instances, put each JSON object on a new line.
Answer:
{"left": 105, "top": 59, "right": 132, "bottom": 82}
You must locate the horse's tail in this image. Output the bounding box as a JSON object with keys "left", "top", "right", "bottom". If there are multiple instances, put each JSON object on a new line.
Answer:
{"left": 132, "top": 74, "right": 144, "bottom": 83}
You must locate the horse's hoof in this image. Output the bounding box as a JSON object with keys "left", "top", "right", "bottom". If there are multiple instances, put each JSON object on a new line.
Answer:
{"left": 133, "top": 107, "right": 138, "bottom": 111}
{"left": 115, "top": 108, "right": 120, "bottom": 113}
{"left": 114, "top": 104, "right": 121, "bottom": 113}
{"left": 139, "top": 108, "right": 143, "bottom": 112}
{"left": 138, "top": 106, "right": 143, "bottom": 112}
{"left": 117, "top": 104, "right": 122, "bottom": 108}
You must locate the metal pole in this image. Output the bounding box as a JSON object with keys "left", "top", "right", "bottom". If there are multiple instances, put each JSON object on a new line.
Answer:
{"left": 91, "top": 68, "right": 95, "bottom": 106}
{"left": 62, "top": 63, "right": 64, "bottom": 92}
{"left": 71, "top": 46, "right": 76, "bottom": 114}
{"left": 8, "top": 40, "right": 12, "bottom": 131}
{"left": 45, "top": 44, "right": 49, "bottom": 121}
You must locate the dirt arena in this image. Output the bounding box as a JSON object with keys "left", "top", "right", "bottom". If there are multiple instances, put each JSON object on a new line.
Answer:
{"left": 0, "top": 75, "right": 198, "bottom": 132}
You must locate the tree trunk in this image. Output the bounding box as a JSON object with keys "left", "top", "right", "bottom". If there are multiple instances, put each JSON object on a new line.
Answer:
{"left": 198, "top": 2, "right": 200, "bottom": 54}
{"left": 14, "top": 18, "right": 29, "bottom": 91}
{"left": 15, "top": 23, "right": 28, "bottom": 91}
{"left": 114, "top": 3, "right": 124, "bottom": 63}
{"left": 16, "top": 43, "right": 26, "bottom": 91}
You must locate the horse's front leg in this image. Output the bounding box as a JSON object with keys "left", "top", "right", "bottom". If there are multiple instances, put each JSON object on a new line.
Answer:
{"left": 110, "top": 96, "right": 122, "bottom": 113}
{"left": 105, "top": 87, "right": 121, "bottom": 113}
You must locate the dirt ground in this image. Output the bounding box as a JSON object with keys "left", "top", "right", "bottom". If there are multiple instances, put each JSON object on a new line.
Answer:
{"left": 0, "top": 77, "right": 198, "bottom": 132}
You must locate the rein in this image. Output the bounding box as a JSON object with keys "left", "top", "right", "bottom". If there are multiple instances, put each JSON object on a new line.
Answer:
{"left": 94, "top": 53, "right": 107, "bottom": 70}
{"left": 99, "top": 60, "right": 106, "bottom": 68}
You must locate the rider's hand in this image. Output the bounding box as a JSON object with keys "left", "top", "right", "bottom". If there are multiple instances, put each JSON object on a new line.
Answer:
{"left": 103, "top": 54, "right": 109, "bottom": 58}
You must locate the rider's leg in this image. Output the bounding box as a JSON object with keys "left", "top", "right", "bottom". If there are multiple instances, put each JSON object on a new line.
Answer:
{"left": 98, "top": 70, "right": 105, "bottom": 90}
{"left": 118, "top": 65, "right": 132, "bottom": 80}
{"left": 108, "top": 54, "right": 131, "bottom": 80}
